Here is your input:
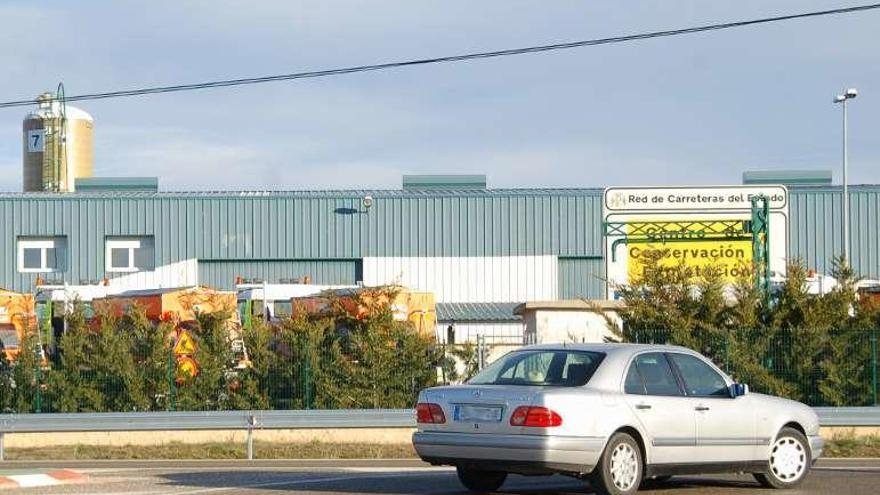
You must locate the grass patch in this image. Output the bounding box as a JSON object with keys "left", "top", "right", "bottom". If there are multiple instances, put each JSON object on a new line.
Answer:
{"left": 824, "top": 434, "right": 880, "bottom": 457}
{"left": 5, "top": 441, "right": 418, "bottom": 461}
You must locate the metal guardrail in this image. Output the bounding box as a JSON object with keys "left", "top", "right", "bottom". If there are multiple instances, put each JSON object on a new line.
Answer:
{"left": 0, "top": 409, "right": 415, "bottom": 461}
{"left": 0, "top": 409, "right": 415, "bottom": 433}
{"left": 814, "top": 407, "right": 880, "bottom": 427}
{"left": 0, "top": 407, "right": 878, "bottom": 461}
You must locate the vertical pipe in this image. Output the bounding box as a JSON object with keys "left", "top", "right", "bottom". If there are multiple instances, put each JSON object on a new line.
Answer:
{"left": 0, "top": 432, "right": 5, "bottom": 462}
{"left": 843, "top": 99, "right": 849, "bottom": 262}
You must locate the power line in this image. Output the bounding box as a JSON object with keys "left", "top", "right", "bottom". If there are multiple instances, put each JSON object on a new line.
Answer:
{"left": 2, "top": 3, "right": 878, "bottom": 109}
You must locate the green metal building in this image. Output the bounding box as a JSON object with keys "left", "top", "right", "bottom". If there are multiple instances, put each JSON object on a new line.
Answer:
{"left": 1, "top": 177, "right": 878, "bottom": 305}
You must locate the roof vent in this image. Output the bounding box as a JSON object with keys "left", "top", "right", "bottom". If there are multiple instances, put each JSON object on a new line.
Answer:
{"left": 402, "top": 174, "right": 487, "bottom": 190}
{"left": 74, "top": 177, "right": 159, "bottom": 192}
{"left": 742, "top": 170, "right": 832, "bottom": 186}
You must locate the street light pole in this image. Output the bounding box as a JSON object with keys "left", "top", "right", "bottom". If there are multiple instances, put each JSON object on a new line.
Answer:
{"left": 834, "top": 88, "right": 858, "bottom": 262}
{"left": 843, "top": 97, "right": 849, "bottom": 261}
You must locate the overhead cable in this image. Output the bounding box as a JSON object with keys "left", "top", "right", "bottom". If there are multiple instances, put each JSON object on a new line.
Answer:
{"left": 1, "top": 3, "right": 878, "bottom": 109}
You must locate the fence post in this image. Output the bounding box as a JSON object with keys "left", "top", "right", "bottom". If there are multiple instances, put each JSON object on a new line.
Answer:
{"left": 167, "top": 350, "right": 177, "bottom": 412}
{"left": 34, "top": 346, "right": 42, "bottom": 414}
{"left": 0, "top": 432, "right": 4, "bottom": 461}
{"left": 302, "top": 338, "right": 312, "bottom": 410}
{"left": 872, "top": 329, "right": 878, "bottom": 407}
{"left": 725, "top": 333, "right": 731, "bottom": 374}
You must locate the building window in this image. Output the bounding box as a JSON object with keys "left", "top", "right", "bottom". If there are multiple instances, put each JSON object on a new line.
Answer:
{"left": 18, "top": 237, "right": 66, "bottom": 273}
{"left": 106, "top": 237, "right": 155, "bottom": 273}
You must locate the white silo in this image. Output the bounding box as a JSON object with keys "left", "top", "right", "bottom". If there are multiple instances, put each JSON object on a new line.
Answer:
{"left": 22, "top": 91, "right": 94, "bottom": 192}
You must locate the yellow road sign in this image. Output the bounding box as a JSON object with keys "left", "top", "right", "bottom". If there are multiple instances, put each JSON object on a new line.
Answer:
{"left": 173, "top": 330, "right": 197, "bottom": 356}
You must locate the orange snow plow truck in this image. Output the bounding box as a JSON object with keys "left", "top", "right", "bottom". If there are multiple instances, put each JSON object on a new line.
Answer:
{"left": 95, "top": 286, "right": 250, "bottom": 378}
{"left": 291, "top": 286, "right": 437, "bottom": 337}
{"left": 0, "top": 289, "right": 37, "bottom": 362}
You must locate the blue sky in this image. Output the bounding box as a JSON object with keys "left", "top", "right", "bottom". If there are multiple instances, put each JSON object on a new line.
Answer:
{"left": 0, "top": 1, "right": 877, "bottom": 191}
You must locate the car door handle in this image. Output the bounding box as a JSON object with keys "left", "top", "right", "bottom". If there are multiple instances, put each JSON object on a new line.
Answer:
{"left": 695, "top": 405, "right": 710, "bottom": 411}
{"left": 635, "top": 403, "right": 652, "bottom": 410}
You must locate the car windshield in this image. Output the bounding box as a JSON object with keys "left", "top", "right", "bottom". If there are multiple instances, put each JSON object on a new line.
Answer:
{"left": 468, "top": 350, "right": 605, "bottom": 387}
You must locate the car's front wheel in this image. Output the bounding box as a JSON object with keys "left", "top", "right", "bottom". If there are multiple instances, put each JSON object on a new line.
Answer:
{"left": 753, "top": 427, "right": 811, "bottom": 489}
{"left": 591, "top": 432, "right": 643, "bottom": 495}
{"left": 456, "top": 466, "right": 507, "bottom": 492}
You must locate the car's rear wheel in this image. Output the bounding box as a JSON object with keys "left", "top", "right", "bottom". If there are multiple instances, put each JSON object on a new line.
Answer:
{"left": 591, "top": 432, "right": 643, "bottom": 495}
{"left": 455, "top": 466, "right": 507, "bottom": 492}
{"left": 753, "top": 427, "right": 811, "bottom": 489}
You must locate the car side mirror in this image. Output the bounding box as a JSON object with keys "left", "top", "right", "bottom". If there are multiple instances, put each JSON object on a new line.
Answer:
{"left": 730, "top": 383, "right": 749, "bottom": 398}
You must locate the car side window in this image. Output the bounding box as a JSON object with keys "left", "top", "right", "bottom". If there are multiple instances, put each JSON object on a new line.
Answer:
{"left": 624, "top": 363, "right": 646, "bottom": 395}
{"left": 634, "top": 353, "right": 682, "bottom": 396}
{"left": 668, "top": 353, "right": 730, "bottom": 397}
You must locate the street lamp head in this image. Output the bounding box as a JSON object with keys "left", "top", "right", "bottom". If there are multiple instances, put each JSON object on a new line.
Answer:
{"left": 835, "top": 95, "right": 846, "bottom": 103}
{"left": 845, "top": 88, "right": 858, "bottom": 98}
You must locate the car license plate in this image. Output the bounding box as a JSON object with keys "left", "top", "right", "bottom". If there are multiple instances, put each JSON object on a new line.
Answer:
{"left": 454, "top": 405, "right": 503, "bottom": 422}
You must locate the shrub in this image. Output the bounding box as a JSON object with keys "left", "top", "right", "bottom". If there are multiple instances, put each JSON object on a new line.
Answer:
{"left": 3, "top": 288, "right": 437, "bottom": 413}
{"left": 615, "top": 252, "right": 880, "bottom": 406}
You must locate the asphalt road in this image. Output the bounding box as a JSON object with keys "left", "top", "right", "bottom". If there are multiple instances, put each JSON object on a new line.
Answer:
{"left": 4, "top": 458, "right": 880, "bottom": 495}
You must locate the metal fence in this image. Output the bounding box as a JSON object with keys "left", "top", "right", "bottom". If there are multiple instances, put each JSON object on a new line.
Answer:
{"left": 630, "top": 328, "right": 880, "bottom": 407}
{"left": 0, "top": 330, "right": 439, "bottom": 414}
{"left": 5, "top": 319, "right": 879, "bottom": 412}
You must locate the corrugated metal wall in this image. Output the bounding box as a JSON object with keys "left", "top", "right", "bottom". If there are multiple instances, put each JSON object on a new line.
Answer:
{"left": 788, "top": 186, "right": 880, "bottom": 278}
{"left": 557, "top": 257, "right": 606, "bottom": 299}
{"left": 109, "top": 259, "right": 199, "bottom": 289}
{"left": 0, "top": 190, "right": 603, "bottom": 292}
{"left": 363, "top": 256, "right": 557, "bottom": 303}
{"left": 198, "top": 259, "right": 361, "bottom": 289}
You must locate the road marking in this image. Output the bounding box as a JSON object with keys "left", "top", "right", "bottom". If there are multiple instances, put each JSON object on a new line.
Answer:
{"left": 815, "top": 466, "right": 880, "bottom": 472}
{"left": 7, "top": 474, "right": 63, "bottom": 488}
{"left": 344, "top": 466, "right": 453, "bottom": 473}
{"left": 160, "top": 471, "right": 449, "bottom": 495}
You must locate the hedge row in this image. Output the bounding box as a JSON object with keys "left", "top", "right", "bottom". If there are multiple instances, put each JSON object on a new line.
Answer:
{"left": 0, "top": 293, "right": 439, "bottom": 413}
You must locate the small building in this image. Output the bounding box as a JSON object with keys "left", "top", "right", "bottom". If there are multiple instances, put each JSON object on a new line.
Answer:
{"left": 435, "top": 302, "right": 523, "bottom": 346}
{"left": 435, "top": 301, "right": 523, "bottom": 381}
{"left": 515, "top": 300, "right": 624, "bottom": 345}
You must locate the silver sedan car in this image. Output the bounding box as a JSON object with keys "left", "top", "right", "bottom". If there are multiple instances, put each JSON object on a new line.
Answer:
{"left": 413, "top": 343, "right": 822, "bottom": 495}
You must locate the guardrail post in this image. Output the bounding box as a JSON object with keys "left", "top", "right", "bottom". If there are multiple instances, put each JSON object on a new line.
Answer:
{"left": 246, "top": 414, "right": 255, "bottom": 460}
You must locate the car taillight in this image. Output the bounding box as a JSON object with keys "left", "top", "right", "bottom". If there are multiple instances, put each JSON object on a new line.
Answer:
{"left": 510, "top": 406, "right": 563, "bottom": 427}
{"left": 416, "top": 403, "right": 446, "bottom": 424}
